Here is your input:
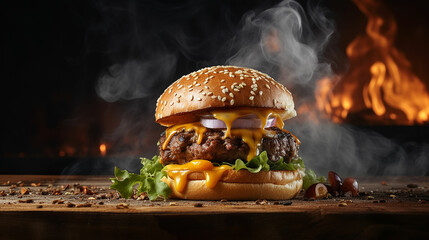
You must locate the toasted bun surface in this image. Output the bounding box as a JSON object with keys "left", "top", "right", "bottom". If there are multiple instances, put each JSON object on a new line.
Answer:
{"left": 156, "top": 66, "right": 296, "bottom": 126}
{"left": 163, "top": 169, "right": 304, "bottom": 200}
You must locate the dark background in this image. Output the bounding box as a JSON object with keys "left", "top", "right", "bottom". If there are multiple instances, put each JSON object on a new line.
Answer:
{"left": 2, "top": 0, "right": 429, "bottom": 174}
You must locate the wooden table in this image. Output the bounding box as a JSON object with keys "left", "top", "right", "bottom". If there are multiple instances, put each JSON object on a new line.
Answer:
{"left": 0, "top": 175, "right": 428, "bottom": 239}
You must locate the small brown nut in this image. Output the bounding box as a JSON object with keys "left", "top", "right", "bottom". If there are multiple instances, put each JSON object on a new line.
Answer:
{"left": 304, "top": 183, "right": 328, "bottom": 199}
{"left": 116, "top": 203, "right": 129, "bottom": 209}
{"left": 66, "top": 202, "right": 76, "bottom": 208}
{"left": 328, "top": 171, "right": 342, "bottom": 195}
{"left": 342, "top": 177, "right": 359, "bottom": 196}
{"left": 76, "top": 203, "right": 92, "bottom": 208}
{"left": 20, "top": 187, "right": 29, "bottom": 195}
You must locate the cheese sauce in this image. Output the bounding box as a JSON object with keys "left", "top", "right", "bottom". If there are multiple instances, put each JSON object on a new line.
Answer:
{"left": 162, "top": 122, "right": 207, "bottom": 150}
{"left": 165, "top": 160, "right": 232, "bottom": 192}
{"left": 161, "top": 109, "right": 300, "bottom": 191}
{"left": 212, "top": 109, "right": 282, "bottom": 161}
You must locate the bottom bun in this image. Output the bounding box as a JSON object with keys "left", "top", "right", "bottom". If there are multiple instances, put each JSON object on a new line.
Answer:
{"left": 163, "top": 170, "right": 303, "bottom": 200}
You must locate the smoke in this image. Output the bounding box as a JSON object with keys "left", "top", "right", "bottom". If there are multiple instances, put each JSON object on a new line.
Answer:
{"left": 97, "top": 56, "right": 177, "bottom": 102}
{"left": 227, "top": 0, "right": 333, "bottom": 88}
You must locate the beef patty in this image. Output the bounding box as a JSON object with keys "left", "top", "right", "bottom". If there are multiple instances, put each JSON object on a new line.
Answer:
{"left": 159, "top": 127, "right": 299, "bottom": 165}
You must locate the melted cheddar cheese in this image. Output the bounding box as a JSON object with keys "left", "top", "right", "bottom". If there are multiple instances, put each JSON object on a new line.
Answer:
{"left": 162, "top": 108, "right": 295, "bottom": 161}
{"left": 212, "top": 109, "right": 281, "bottom": 161}
{"left": 165, "top": 160, "right": 232, "bottom": 192}
{"left": 162, "top": 122, "right": 207, "bottom": 150}
{"left": 161, "top": 109, "right": 300, "bottom": 191}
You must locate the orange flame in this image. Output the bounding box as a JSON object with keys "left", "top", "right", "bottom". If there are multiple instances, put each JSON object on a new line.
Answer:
{"left": 99, "top": 144, "right": 107, "bottom": 156}
{"left": 316, "top": 0, "right": 429, "bottom": 125}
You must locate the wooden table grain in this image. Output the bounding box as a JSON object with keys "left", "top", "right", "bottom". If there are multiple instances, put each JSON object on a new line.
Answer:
{"left": 0, "top": 175, "right": 428, "bottom": 239}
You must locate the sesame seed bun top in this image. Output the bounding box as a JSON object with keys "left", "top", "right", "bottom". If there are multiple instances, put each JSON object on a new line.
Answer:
{"left": 155, "top": 66, "right": 296, "bottom": 126}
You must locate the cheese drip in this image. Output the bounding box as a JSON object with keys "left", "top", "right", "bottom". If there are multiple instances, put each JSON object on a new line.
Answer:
{"left": 161, "top": 109, "right": 298, "bottom": 162}
{"left": 212, "top": 109, "right": 282, "bottom": 161}
{"left": 162, "top": 122, "right": 207, "bottom": 150}
{"left": 165, "top": 160, "right": 232, "bottom": 192}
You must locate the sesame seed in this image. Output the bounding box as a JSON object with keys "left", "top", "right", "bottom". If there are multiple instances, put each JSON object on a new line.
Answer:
{"left": 235, "top": 70, "right": 243, "bottom": 74}
{"left": 250, "top": 91, "right": 255, "bottom": 95}
{"left": 242, "top": 83, "right": 246, "bottom": 86}
{"left": 224, "top": 88, "right": 229, "bottom": 93}
{"left": 233, "top": 88, "right": 240, "bottom": 92}
{"left": 174, "top": 93, "right": 177, "bottom": 96}
{"left": 204, "top": 86, "right": 209, "bottom": 89}
{"left": 259, "top": 91, "right": 263, "bottom": 95}
{"left": 218, "top": 96, "right": 222, "bottom": 100}
{"left": 208, "top": 92, "right": 213, "bottom": 96}
{"left": 195, "top": 83, "right": 201, "bottom": 86}
{"left": 178, "top": 85, "right": 183, "bottom": 89}
{"left": 230, "top": 99, "right": 235, "bottom": 105}
{"left": 221, "top": 79, "right": 225, "bottom": 83}
{"left": 266, "top": 84, "right": 270, "bottom": 89}
{"left": 249, "top": 96, "right": 254, "bottom": 101}
{"left": 202, "top": 92, "right": 206, "bottom": 96}
{"left": 188, "top": 84, "right": 193, "bottom": 88}
{"left": 170, "top": 102, "right": 174, "bottom": 106}
{"left": 189, "top": 88, "right": 193, "bottom": 91}
{"left": 274, "top": 99, "right": 277, "bottom": 104}
{"left": 168, "top": 89, "right": 172, "bottom": 93}
{"left": 197, "top": 98, "right": 202, "bottom": 101}
{"left": 253, "top": 87, "right": 257, "bottom": 91}
{"left": 191, "top": 95, "right": 194, "bottom": 101}
{"left": 221, "top": 97, "right": 226, "bottom": 102}
{"left": 229, "top": 93, "right": 234, "bottom": 98}
{"left": 193, "top": 81, "right": 197, "bottom": 85}
{"left": 221, "top": 86, "right": 226, "bottom": 89}
{"left": 240, "top": 77, "right": 244, "bottom": 80}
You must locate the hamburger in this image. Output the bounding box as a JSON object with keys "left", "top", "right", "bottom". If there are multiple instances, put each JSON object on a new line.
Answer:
{"left": 111, "top": 66, "right": 309, "bottom": 200}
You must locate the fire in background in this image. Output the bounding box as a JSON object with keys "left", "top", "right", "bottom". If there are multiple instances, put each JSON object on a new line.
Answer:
{"left": 315, "top": 0, "right": 429, "bottom": 125}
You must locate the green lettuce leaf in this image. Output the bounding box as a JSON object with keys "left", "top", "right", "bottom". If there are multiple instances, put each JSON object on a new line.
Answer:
{"left": 110, "top": 156, "right": 171, "bottom": 200}
{"left": 224, "top": 151, "right": 305, "bottom": 173}
{"left": 111, "top": 152, "right": 325, "bottom": 199}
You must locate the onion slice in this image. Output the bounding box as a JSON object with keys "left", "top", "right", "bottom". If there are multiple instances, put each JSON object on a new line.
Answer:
{"left": 201, "top": 117, "right": 277, "bottom": 129}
